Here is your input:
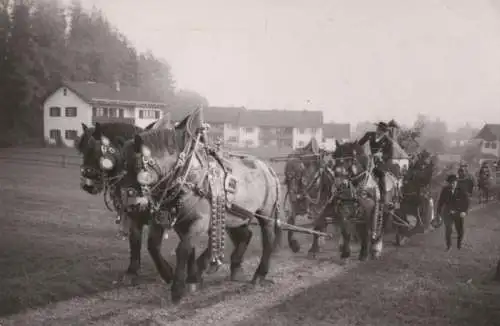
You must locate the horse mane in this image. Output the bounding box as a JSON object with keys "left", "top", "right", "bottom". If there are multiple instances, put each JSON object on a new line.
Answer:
{"left": 136, "top": 128, "right": 178, "bottom": 155}
{"left": 77, "top": 122, "right": 143, "bottom": 153}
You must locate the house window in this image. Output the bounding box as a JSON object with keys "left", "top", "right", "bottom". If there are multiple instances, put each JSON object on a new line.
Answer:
{"left": 139, "top": 109, "right": 159, "bottom": 119}
{"left": 245, "top": 139, "right": 254, "bottom": 146}
{"left": 49, "top": 129, "right": 61, "bottom": 139}
{"left": 118, "top": 109, "right": 124, "bottom": 118}
{"left": 63, "top": 88, "right": 67, "bottom": 96}
{"left": 492, "top": 142, "right": 497, "bottom": 149}
{"left": 49, "top": 106, "right": 61, "bottom": 117}
{"left": 245, "top": 127, "right": 254, "bottom": 133}
{"left": 228, "top": 136, "right": 238, "bottom": 142}
{"left": 65, "top": 130, "right": 77, "bottom": 140}
{"left": 298, "top": 128, "right": 306, "bottom": 134}
{"left": 108, "top": 108, "right": 117, "bottom": 118}
{"left": 310, "top": 128, "right": 317, "bottom": 134}
{"left": 65, "top": 107, "right": 77, "bottom": 117}
{"left": 93, "top": 107, "right": 106, "bottom": 117}
{"left": 485, "top": 142, "right": 491, "bottom": 148}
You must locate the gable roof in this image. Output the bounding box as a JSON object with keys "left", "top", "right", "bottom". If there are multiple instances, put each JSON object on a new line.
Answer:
{"left": 474, "top": 124, "right": 500, "bottom": 142}
{"left": 169, "top": 106, "right": 245, "bottom": 124}
{"left": 322, "top": 123, "right": 351, "bottom": 139}
{"left": 55, "top": 81, "right": 167, "bottom": 107}
{"left": 239, "top": 109, "right": 323, "bottom": 128}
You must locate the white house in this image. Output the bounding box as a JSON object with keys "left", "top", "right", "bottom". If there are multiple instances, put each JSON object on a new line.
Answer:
{"left": 237, "top": 109, "right": 324, "bottom": 149}
{"left": 42, "top": 81, "right": 167, "bottom": 147}
{"left": 321, "top": 122, "right": 351, "bottom": 150}
{"left": 473, "top": 124, "right": 500, "bottom": 158}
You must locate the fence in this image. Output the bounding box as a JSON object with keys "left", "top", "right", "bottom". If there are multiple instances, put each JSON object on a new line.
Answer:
{"left": 0, "top": 148, "right": 287, "bottom": 178}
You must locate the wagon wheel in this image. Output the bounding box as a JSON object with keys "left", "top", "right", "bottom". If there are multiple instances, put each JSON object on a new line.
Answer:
{"left": 393, "top": 197, "right": 432, "bottom": 245}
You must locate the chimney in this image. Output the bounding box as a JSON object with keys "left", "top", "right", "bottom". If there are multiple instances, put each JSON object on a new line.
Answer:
{"left": 114, "top": 80, "right": 120, "bottom": 92}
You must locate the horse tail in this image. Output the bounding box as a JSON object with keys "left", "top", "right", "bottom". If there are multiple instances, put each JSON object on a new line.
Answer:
{"left": 268, "top": 165, "right": 283, "bottom": 251}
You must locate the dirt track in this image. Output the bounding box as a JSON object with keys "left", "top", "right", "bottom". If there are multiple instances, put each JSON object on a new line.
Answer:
{"left": 1, "top": 161, "right": 500, "bottom": 325}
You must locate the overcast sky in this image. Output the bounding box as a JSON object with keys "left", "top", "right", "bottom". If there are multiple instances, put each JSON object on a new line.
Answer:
{"left": 78, "top": 0, "right": 500, "bottom": 129}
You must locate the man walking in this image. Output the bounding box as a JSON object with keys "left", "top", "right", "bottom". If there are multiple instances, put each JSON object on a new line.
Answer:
{"left": 436, "top": 174, "right": 470, "bottom": 251}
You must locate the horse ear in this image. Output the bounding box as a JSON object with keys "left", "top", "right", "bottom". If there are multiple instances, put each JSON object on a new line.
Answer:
{"left": 81, "top": 123, "right": 88, "bottom": 133}
{"left": 133, "top": 134, "right": 143, "bottom": 153}
{"left": 335, "top": 140, "right": 341, "bottom": 148}
{"left": 93, "top": 122, "right": 102, "bottom": 138}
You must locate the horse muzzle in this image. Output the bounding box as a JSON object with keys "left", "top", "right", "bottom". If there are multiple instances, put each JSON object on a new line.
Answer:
{"left": 80, "top": 177, "right": 103, "bottom": 195}
{"left": 123, "top": 188, "right": 151, "bottom": 212}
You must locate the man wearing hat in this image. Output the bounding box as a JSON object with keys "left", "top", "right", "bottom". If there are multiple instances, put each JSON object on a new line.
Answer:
{"left": 436, "top": 173, "right": 470, "bottom": 251}
{"left": 358, "top": 121, "right": 394, "bottom": 204}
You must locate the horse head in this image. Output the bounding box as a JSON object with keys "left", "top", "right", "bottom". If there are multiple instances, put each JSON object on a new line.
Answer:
{"left": 120, "top": 108, "right": 205, "bottom": 213}
{"left": 77, "top": 122, "right": 140, "bottom": 195}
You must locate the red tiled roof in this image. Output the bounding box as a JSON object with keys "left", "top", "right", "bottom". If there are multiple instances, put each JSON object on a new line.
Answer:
{"left": 239, "top": 109, "right": 323, "bottom": 128}
{"left": 322, "top": 123, "right": 351, "bottom": 139}
{"left": 63, "top": 81, "right": 167, "bottom": 106}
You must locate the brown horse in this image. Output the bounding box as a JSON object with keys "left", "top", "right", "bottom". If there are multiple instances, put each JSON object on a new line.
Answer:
{"left": 283, "top": 138, "right": 336, "bottom": 253}
{"left": 77, "top": 122, "right": 157, "bottom": 285}
{"left": 328, "top": 140, "right": 399, "bottom": 260}
{"left": 394, "top": 152, "right": 436, "bottom": 244}
{"left": 119, "top": 108, "right": 282, "bottom": 304}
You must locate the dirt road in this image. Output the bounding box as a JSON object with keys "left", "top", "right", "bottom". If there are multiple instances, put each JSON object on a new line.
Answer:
{"left": 1, "top": 200, "right": 499, "bottom": 325}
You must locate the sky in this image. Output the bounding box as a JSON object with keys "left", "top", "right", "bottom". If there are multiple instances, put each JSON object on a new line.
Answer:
{"left": 77, "top": 0, "right": 500, "bottom": 129}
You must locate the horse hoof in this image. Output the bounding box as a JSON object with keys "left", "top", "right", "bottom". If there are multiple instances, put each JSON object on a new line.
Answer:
{"left": 307, "top": 250, "right": 318, "bottom": 259}
{"left": 251, "top": 275, "right": 275, "bottom": 287}
{"left": 230, "top": 267, "right": 247, "bottom": 282}
{"left": 340, "top": 251, "right": 351, "bottom": 259}
{"left": 186, "top": 283, "right": 198, "bottom": 293}
{"left": 289, "top": 239, "right": 301, "bottom": 253}
{"left": 114, "top": 272, "right": 139, "bottom": 286}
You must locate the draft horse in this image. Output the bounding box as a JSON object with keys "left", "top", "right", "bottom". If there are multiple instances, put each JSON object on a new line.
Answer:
{"left": 76, "top": 118, "right": 168, "bottom": 285}
{"left": 120, "top": 108, "right": 282, "bottom": 304}
{"left": 329, "top": 140, "right": 398, "bottom": 260}
{"left": 395, "top": 152, "right": 435, "bottom": 245}
{"left": 282, "top": 139, "right": 336, "bottom": 253}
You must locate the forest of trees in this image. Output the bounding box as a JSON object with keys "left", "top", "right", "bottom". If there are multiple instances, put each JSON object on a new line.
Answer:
{"left": 0, "top": 0, "right": 207, "bottom": 146}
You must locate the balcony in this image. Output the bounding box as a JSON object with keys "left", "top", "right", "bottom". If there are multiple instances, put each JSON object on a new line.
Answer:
{"left": 92, "top": 116, "right": 135, "bottom": 125}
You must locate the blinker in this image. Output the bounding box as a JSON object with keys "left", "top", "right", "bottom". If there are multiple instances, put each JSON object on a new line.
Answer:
{"left": 137, "top": 170, "right": 158, "bottom": 186}
{"left": 99, "top": 156, "right": 115, "bottom": 170}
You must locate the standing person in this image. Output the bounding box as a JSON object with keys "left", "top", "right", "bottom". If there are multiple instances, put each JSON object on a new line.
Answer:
{"left": 436, "top": 174, "right": 470, "bottom": 251}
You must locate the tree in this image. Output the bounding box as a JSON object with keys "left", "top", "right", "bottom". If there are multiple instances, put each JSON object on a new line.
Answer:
{"left": 138, "top": 51, "right": 175, "bottom": 101}
{"left": 172, "top": 89, "right": 209, "bottom": 111}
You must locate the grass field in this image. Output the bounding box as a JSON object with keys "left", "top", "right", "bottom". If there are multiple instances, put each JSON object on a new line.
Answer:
{"left": 0, "top": 159, "right": 305, "bottom": 317}
{"left": 1, "top": 149, "right": 500, "bottom": 325}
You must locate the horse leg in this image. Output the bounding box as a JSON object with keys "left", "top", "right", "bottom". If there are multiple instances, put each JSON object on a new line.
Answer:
{"left": 339, "top": 219, "right": 351, "bottom": 259}
{"left": 171, "top": 233, "right": 194, "bottom": 304}
{"left": 185, "top": 246, "right": 199, "bottom": 293}
{"left": 227, "top": 225, "right": 253, "bottom": 282}
{"left": 119, "top": 217, "right": 143, "bottom": 285}
{"left": 287, "top": 207, "right": 300, "bottom": 253}
{"left": 308, "top": 214, "right": 328, "bottom": 258}
{"left": 357, "top": 222, "right": 369, "bottom": 261}
{"left": 251, "top": 211, "right": 276, "bottom": 286}
{"left": 147, "top": 223, "right": 174, "bottom": 285}
{"left": 495, "top": 259, "right": 500, "bottom": 281}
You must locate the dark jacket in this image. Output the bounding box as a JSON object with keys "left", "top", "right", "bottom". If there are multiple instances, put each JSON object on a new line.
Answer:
{"left": 358, "top": 131, "right": 393, "bottom": 161}
{"left": 437, "top": 185, "right": 470, "bottom": 215}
